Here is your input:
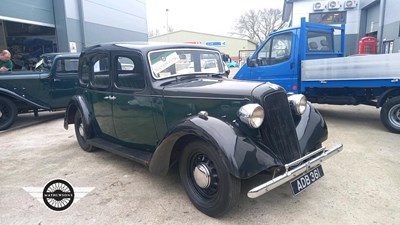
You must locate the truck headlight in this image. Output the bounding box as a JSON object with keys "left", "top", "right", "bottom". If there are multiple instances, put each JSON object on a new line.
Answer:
{"left": 288, "top": 94, "right": 307, "bottom": 115}
{"left": 238, "top": 104, "right": 264, "bottom": 128}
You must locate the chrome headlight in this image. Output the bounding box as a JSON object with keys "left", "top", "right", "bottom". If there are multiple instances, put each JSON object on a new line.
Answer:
{"left": 288, "top": 94, "right": 307, "bottom": 115}
{"left": 238, "top": 104, "right": 264, "bottom": 128}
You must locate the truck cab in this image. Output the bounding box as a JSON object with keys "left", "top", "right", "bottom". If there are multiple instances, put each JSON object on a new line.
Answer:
{"left": 234, "top": 18, "right": 345, "bottom": 93}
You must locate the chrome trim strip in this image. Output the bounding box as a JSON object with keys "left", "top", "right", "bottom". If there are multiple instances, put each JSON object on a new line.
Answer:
{"left": 247, "top": 144, "right": 343, "bottom": 198}
{"left": 0, "top": 15, "right": 55, "bottom": 27}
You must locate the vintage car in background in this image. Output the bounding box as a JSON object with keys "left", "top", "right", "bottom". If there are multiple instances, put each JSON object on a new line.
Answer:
{"left": 64, "top": 43, "right": 343, "bottom": 217}
{"left": 0, "top": 53, "right": 79, "bottom": 130}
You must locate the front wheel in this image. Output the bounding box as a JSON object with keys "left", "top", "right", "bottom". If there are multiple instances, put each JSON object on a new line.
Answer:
{"left": 0, "top": 96, "right": 17, "bottom": 131}
{"left": 380, "top": 96, "right": 400, "bottom": 133}
{"left": 74, "top": 111, "right": 96, "bottom": 152}
{"left": 179, "top": 140, "right": 240, "bottom": 217}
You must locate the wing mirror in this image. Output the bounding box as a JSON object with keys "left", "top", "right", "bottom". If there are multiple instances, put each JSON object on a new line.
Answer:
{"left": 247, "top": 58, "right": 258, "bottom": 67}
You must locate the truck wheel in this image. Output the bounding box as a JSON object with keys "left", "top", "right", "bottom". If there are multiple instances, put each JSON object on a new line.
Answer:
{"left": 74, "top": 111, "right": 96, "bottom": 152}
{"left": 179, "top": 140, "right": 240, "bottom": 217}
{"left": 0, "top": 96, "right": 17, "bottom": 131}
{"left": 380, "top": 96, "right": 400, "bottom": 134}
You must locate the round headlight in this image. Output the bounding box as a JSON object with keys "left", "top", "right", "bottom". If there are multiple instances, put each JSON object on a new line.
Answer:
{"left": 288, "top": 94, "right": 307, "bottom": 115}
{"left": 238, "top": 104, "right": 264, "bottom": 128}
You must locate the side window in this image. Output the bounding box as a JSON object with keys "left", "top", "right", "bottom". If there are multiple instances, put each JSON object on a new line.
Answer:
{"left": 80, "top": 57, "right": 90, "bottom": 84}
{"left": 270, "top": 33, "right": 292, "bottom": 65}
{"left": 257, "top": 39, "right": 271, "bottom": 66}
{"left": 308, "top": 32, "right": 333, "bottom": 51}
{"left": 115, "top": 56, "right": 145, "bottom": 90}
{"left": 257, "top": 32, "right": 292, "bottom": 66}
{"left": 56, "top": 59, "right": 79, "bottom": 73}
{"left": 91, "top": 55, "right": 110, "bottom": 89}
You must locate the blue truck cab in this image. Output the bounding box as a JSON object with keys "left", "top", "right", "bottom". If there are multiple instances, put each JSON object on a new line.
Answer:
{"left": 234, "top": 18, "right": 400, "bottom": 134}
{"left": 234, "top": 18, "right": 345, "bottom": 93}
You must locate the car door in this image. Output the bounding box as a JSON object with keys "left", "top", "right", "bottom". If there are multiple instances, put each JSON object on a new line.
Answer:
{"left": 50, "top": 57, "right": 79, "bottom": 108}
{"left": 111, "top": 52, "right": 159, "bottom": 151}
{"left": 87, "top": 53, "right": 116, "bottom": 138}
{"left": 250, "top": 32, "right": 298, "bottom": 92}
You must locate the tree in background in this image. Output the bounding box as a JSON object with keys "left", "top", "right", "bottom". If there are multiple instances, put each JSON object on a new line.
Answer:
{"left": 148, "top": 29, "right": 160, "bottom": 38}
{"left": 232, "top": 8, "right": 287, "bottom": 44}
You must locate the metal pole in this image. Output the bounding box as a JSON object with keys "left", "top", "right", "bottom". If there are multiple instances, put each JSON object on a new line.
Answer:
{"left": 166, "top": 9, "right": 169, "bottom": 33}
{"left": 377, "top": 0, "right": 386, "bottom": 53}
{"left": 78, "top": 0, "right": 86, "bottom": 49}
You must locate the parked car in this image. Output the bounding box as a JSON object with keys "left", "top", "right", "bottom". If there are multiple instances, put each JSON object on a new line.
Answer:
{"left": 225, "top": 60, "right": 238, "bottom": 67}
{"left": 0, "top": 52, "right": 79, "bottom": 130}
{"left": 64, "top": 43, "right": 343, "bottom": 217}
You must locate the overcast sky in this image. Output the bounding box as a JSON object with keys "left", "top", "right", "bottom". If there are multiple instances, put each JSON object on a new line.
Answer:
{"left": 146, "top": 0, "right": 285, "bottom": 36}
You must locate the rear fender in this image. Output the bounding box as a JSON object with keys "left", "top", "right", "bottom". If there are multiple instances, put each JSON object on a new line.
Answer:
{"left": 64, "top": 95, "right": 94, "bottom": 138}
{"left": 149, "top": 116, "right": 282, "bottom": 179}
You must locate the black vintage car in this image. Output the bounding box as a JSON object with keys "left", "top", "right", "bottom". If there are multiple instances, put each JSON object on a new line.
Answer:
{"left": 64, "top": 43, "right": 343, "bottom": 217}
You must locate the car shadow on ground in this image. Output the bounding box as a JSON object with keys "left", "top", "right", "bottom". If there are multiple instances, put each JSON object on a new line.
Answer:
{"left": 314, "top": 104, "right": 387, "bottom": 132}
{"left": 0, "top": 111, "right": 65, "bottom": 134}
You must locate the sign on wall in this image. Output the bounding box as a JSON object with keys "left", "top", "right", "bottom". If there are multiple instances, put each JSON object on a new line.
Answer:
{"left": 204, "top": 41, "right": 226, "bottom": 47}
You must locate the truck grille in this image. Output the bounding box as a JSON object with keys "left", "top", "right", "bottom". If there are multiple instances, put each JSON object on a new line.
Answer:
{"left": 260, "top": 92, "right": 301, "bottom": 164}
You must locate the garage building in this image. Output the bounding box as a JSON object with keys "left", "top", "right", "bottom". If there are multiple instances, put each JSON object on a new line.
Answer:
{"left": 0, "top": 0, "right": 147, "bottom": 70}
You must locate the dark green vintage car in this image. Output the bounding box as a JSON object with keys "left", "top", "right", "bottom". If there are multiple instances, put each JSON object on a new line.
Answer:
{"left": 64, "top": 43, "right": 343, "bottom": 217}
{"left": 0, "top": 53, "right": 79, "bottom": 130}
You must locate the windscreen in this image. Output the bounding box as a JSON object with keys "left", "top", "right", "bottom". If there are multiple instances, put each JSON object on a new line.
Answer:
{"left": 149, "top": 49, "right": 224, "bottom": 79}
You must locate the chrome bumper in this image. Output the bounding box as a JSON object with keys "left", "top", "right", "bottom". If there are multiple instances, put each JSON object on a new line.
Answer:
{"left": 247, "top": 144, "right": 343, "bottom": 198}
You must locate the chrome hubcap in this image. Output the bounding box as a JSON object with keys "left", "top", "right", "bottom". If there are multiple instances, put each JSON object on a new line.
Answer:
{"left": 388, "top": 104, "right": 400, "bottom": 128}
{"left": 193, "top": 163, "right": 211, "bottom": 189}
{"left": 78, "top": 123, "right": 85, "bottom": 137}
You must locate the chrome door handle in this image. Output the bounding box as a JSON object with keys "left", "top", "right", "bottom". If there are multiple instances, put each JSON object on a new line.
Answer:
{"left": 104, "top": 96, "right": 116, "bottom": 100}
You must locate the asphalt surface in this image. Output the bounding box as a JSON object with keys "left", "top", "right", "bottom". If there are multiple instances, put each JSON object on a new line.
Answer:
{"left": 1, "top": 73, "right": 399, "bottom": 224}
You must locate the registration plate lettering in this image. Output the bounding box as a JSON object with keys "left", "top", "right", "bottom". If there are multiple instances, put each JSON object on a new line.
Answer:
{"left": 290, "top": 165, "right": 324, "bottom": 195}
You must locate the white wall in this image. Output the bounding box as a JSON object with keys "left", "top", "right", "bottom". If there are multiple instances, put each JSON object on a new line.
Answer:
{"left": 292, "top": 0, "right": 360, "bottom": 34}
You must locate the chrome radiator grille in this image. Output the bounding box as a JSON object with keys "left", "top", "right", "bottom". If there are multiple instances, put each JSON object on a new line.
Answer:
{"left": 260, "top": 92, "right": 301, "bottom": 164}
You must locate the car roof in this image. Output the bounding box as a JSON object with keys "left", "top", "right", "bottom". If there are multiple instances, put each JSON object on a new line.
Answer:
{"left": 81, "top": 42, "right": 221, "bottom": 55}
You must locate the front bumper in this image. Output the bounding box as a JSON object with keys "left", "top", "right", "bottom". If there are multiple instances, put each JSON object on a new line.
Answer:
{"left": 247, "top": 144, "right": 343, "bottom": 198}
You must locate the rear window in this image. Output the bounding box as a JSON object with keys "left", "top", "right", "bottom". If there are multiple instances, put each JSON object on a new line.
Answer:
{"left": 307, "top": 31, "right": 333, "bottom": 51}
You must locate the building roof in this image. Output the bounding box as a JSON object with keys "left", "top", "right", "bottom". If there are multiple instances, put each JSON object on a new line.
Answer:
{"left": 150, "top": 30, "right": 257, "bottom": 45}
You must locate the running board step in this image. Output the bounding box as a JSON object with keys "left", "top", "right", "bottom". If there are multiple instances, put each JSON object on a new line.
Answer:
{"left": 87, "top": 137, "right": 152, "bottom": 167}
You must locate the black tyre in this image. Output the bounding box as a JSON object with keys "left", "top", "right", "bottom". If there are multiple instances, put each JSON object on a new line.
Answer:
{"left": 179, "top": 140, "right": 240, "bottom": 217}
{"left": 0, "top": 96, "right": 17, "bottom": 131}
{"left": 380, "top": 96, "right": 400, "bottom": 134}
{"left": 74, "top": 111, "right": 96, "bottom": 152}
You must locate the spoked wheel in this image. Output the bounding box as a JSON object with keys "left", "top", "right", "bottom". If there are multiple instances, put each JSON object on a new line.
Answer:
{"left": 179, "top": 140, "right": 240, "bottom": 217}
{"left": 74, "top": 111, "right": 96, "bottom": 152}
{"left": 0, "top": 96, "right": 17, "bottom": 131}
{"left": 380, "top": 96, "right": 400, "bottom": 134}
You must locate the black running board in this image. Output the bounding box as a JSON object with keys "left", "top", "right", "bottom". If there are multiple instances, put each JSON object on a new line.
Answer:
{"left": 87, "top": 137, "right": 152, "bottom": 167}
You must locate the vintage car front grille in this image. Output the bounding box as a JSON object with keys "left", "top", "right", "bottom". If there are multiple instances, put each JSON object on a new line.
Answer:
{"left": 260, "top": 92, "right": 301, "bottom": 164}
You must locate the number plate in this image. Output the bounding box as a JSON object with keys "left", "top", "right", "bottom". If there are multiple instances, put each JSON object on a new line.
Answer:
{"left": 290, "top": 165, "right": 324, "bottom": 195}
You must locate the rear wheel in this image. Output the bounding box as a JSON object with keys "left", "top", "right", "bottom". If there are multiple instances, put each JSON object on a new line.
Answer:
{"left": 0, "top": 96, "right": 17, "bottom": 131}
{"left": 380, "top": 96, "right": 400, "bottom": 133}
{"left": 179, "top": 140, "right": 240, "bottom": 217}
{"left": 74, "top": 111, "right": 96, "bottom": 152}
